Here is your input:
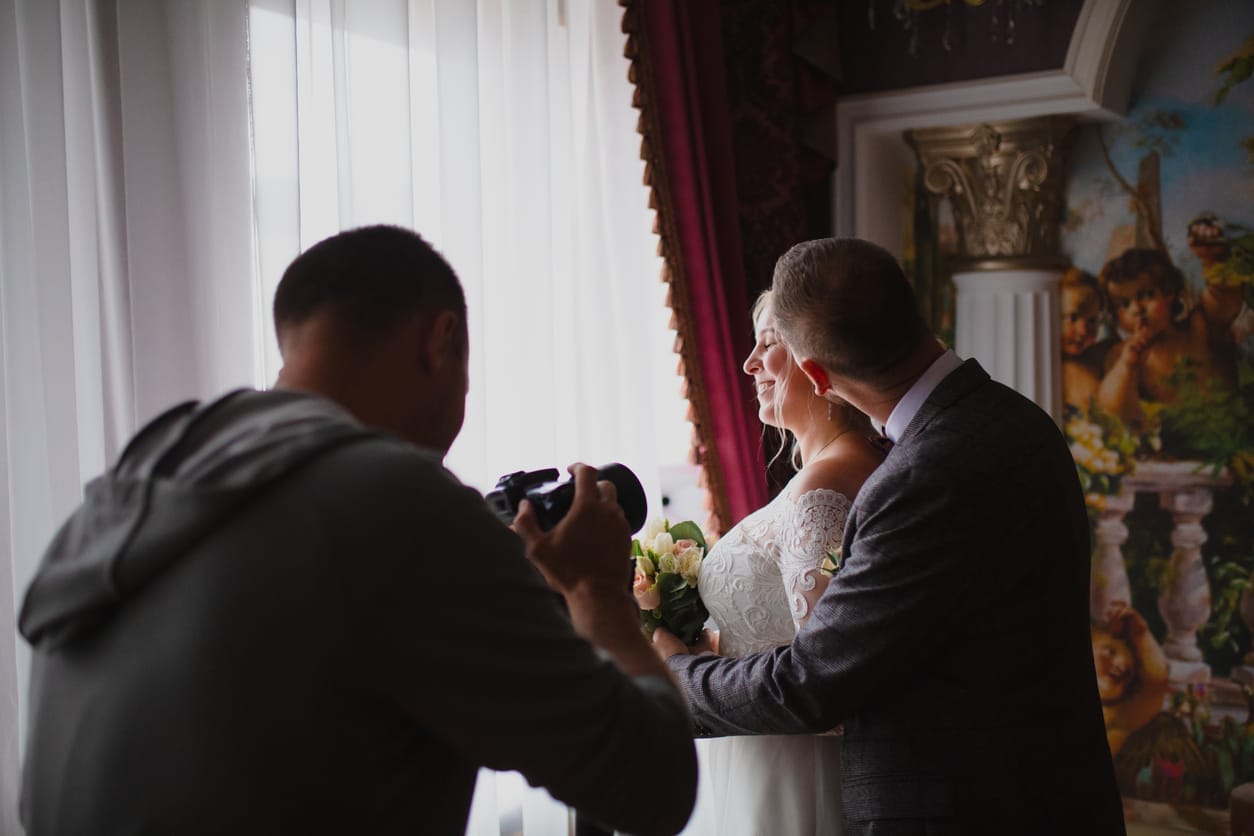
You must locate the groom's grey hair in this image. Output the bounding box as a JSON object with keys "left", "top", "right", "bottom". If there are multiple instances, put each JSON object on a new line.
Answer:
{"left": 770, "top": 238, "right": 928, "bottom": 386}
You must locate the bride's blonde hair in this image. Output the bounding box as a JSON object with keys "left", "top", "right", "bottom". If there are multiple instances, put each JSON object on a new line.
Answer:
{"left": 752, "top": 291, "right": 869, "bottom": 472}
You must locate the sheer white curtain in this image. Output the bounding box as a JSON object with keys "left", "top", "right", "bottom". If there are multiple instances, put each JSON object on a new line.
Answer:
{"left": 1, "top": 0, "right": 688, "bottom": 832}
{"left": 248, "top": 2, "right": 688, "bottom": 831}
{"left": 0, "top": 1, "right": 254, "bottom": 831}
{"left": 248, "top": 0, "right": 686, "bottom": 497}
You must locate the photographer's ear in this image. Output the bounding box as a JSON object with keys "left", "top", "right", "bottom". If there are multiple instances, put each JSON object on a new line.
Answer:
{"left": 422, "top": 310, "right": 465, "bottom": 373}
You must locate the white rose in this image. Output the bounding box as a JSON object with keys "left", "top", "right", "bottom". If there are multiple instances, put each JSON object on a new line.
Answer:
{"left": 652, "top": 532, "right": 675, "bottom": 556}
{"left": 636, "top": 555, "right": 656, "bottom": 576}
{"left": 677, "top": 546, "right": 703, "bottom": 584}
{"left": 657, "top": 553, "right": 677, "bottom": 574}
{"left": 642, "top": 518, "right": 667, "bottom": 544}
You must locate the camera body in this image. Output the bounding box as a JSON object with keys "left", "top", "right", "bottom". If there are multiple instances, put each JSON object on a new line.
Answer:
{"left": 485, "top": 463, "right": 647, "bottom": 532}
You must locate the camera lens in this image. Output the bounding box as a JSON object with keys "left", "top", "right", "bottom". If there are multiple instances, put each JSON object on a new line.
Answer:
{"left": 528, "top": 463, "right": 647, "bottom": 532}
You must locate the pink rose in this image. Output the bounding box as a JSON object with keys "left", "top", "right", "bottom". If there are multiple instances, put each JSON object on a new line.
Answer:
{"left": 673, "top": 539, "right": 697, "bottom": 553}
{"left": 633, "top": 570, "right": 661, "bottom": 610}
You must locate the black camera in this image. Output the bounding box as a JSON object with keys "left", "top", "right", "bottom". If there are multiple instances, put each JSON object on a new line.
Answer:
{"left": 485, "top": 463, "right": 647, "bottom": 533}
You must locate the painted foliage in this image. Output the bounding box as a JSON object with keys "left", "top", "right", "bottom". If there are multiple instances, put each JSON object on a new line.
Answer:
{"left": 1060, "top": 2, "right": 1254, "bottom": 830}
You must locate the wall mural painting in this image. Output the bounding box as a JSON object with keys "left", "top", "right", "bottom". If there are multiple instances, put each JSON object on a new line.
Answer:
{"left": 1059, "top": 5, "right": 1254, "bottom": 831}
{"left": 902, "top": 5, "right": 1254, "bottom": 831}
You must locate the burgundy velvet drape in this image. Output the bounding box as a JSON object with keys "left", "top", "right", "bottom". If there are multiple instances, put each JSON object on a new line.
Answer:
{"left": 622, "top": 0, "right": 768, "bottom": 534}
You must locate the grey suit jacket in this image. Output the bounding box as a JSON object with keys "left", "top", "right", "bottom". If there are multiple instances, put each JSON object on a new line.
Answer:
{"left": 670, "top": 359, "right": 1125, "bottom": 834}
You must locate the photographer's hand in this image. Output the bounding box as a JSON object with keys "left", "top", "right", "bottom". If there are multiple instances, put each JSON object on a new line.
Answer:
{"left": 513, "top": 463, "right": 631, "bottom": 594}
{"left": 514, "top": 463, "right": 675, "bottom": 684}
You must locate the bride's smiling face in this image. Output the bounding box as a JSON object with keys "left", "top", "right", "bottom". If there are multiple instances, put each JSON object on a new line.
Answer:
{"left": 743, "top": 301, "right": 810, "bottom": 431}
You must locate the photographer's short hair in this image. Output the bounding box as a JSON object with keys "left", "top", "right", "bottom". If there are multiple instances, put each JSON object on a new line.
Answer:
{"left": 273, "top": 225, "right": 466, "bottom": 349}
{"left": 1098, "top": 248, "right": 1184, "bottom": 299}
{"left": 770, "top": 238, "right": 927, "bottom": 386}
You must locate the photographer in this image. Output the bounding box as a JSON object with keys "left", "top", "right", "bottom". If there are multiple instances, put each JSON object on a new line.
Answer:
{"left": 18, "top": 225, "right": 696, "bottom": 836}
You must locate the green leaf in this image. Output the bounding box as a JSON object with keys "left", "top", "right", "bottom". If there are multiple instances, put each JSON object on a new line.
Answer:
{"left": 655, "top": 573, "right": 686, "bottom": 595}
{"left": 630, "top": 539, "right": 643, "bottom": 557}
{"left": 638, "top": 608, "right": 664, "bottom": 638}
{"left": 652, "top": 571, "right": 710, "bottom": 645}
{"left": 666, "top": 520, "right": 707, "bottom": 550}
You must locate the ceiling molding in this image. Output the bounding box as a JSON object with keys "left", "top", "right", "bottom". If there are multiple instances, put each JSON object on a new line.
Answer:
{"left": 834, "top": 0, "right": 1160, "bottom": 248}
{"left": 1064, "top": 0, "right": 1156, "bottom": 116}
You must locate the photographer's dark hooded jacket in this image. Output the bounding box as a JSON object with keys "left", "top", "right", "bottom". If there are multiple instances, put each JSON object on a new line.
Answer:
{"left": 19, "top": 389, "right": 694, "bottom": 836}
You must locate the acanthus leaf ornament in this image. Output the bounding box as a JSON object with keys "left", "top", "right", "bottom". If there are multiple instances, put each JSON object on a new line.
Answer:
{"left": 906, "top": 117, "right": 1075, "bottom": 267}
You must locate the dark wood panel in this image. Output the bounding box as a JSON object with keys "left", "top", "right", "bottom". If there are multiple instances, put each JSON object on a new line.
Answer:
{"left": 838, "top": 0, "right": 1086, "bottom": 94}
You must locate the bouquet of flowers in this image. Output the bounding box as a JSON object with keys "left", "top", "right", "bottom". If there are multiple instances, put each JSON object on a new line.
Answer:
{"left": 631, "top": 518, "right": 709, "bottom": 645}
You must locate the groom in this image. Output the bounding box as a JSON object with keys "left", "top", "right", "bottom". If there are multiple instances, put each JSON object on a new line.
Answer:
{"left": 655, "top": 239, "right": 1125, "bottom": 835}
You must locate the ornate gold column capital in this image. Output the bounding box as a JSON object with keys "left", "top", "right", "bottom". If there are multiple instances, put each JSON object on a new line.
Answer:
{"left": 906, "top": 116, "right": 1076, "bottom": 269}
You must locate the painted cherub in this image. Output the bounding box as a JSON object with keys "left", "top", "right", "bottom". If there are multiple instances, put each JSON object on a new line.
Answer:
{"left": 1096, "top": 219, "right": 1244, "bottom": 428}
{"left": 1060, "top": 267, "right": 1112, "bottom": 414}
{"left": 1092, "top": 600, "right": 1169, "bottom": 757}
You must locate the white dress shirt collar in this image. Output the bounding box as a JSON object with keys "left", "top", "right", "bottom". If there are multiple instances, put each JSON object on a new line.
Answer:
{"left": 882, "top": 349, "right": 963, "bottom": 443}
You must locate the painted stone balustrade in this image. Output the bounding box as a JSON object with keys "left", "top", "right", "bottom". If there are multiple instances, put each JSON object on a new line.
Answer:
{"left": 1088, "top": 461, "right": 1232, "bottom": 685}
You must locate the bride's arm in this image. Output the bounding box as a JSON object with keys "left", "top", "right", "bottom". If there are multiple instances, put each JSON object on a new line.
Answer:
{"left": 778, "top": 487, "right": 852, "bottom": 630}
{"left": 776, "top": 449, "right": 879, "bottom": 629}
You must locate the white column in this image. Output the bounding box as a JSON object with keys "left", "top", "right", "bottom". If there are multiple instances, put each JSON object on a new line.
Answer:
{"left": 952, "top": 267, "right": 1064, "bottom": 422}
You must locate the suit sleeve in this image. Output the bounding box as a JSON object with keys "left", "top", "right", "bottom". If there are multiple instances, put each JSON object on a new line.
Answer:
{"left": 669, "top": 460, "right": 982, "bottom": 737}
{"left": 328, "top": 444, "right": 696, "bottom": 836}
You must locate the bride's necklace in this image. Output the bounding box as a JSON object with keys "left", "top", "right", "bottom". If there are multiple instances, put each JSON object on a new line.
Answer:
{"left": 805, "top": 425, "right": 854, "bottom": 465}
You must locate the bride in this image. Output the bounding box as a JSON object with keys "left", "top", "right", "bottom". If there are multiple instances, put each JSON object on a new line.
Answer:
{"left": 680, "top": 291, "right": 884, "bottom": 836}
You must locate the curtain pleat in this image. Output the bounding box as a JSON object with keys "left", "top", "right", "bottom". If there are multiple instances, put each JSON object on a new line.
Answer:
{"left": 619, "top": 0, "right": 769, "bottom": 534}
{"left": 2, "top": 2, "right": 255, "bottom": 830}
{"left": 250, "top": 0, "right": 690, "bottom": 498}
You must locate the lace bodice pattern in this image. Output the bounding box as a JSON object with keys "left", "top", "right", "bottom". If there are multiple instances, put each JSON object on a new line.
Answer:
{"left": 698, "top": 488, "right": 851, "bottom": 658}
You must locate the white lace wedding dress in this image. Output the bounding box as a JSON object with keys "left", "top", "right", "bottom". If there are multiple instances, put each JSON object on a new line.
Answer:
{"left": 681, "top": 487, "right": 851, "bottom": 836}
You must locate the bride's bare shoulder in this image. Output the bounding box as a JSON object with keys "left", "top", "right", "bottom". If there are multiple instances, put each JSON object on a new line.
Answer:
{"left": 788, "top": 434, "right": 886, "bottom": 501}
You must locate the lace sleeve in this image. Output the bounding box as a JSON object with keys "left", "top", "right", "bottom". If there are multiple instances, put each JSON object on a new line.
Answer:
{"left": 779, "top": 488, "right": 852, "bottom": 628}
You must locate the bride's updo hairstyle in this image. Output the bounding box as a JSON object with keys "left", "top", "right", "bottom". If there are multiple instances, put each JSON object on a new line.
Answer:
{"left": 770, "top": 238, "right": 927, "bottom": 387}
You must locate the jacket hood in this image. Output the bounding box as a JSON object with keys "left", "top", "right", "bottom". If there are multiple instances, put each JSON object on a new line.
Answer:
{"left": 19, "top": 389, "right": 376, "bottom": 650}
